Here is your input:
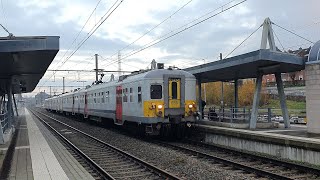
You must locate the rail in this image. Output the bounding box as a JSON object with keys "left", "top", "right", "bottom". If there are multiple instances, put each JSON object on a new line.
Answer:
{"left": 153, "top": 140, "right": 320, "bottom": 180}
{"left": 29, "top": 108, "right": 181, "bottom": 180}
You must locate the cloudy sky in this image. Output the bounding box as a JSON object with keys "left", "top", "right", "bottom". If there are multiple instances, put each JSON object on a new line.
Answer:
{"left": 1, "top": 0, "right": 318, "bottom": 96}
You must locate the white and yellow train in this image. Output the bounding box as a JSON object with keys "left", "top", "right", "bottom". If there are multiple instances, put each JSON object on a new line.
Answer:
{"left": 44, "top": 68, "right": 197, "bottom": 136}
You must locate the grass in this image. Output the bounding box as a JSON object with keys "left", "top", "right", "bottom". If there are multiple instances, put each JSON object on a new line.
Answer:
{"left": 261, "top": 99, "right": 306, "bottom": 116}
{"left": 261, "top": 99, "right": 306, "bottom": 110}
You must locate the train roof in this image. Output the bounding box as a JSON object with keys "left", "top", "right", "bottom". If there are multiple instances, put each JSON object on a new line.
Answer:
{"left": 45, "top": 68, "right": 195, "bottom": 99}
{"left": 120, "top": 68, "right": 195, "bottom": 82}
{"left": 143, "top": 69, "right": 195, "bottom": 79}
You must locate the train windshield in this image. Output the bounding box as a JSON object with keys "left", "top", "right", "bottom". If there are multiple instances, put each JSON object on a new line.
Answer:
{"left": 150, "top": 85, "right": 162, "bottom": 99}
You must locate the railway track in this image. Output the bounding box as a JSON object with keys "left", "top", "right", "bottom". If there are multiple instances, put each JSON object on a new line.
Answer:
{"left": 153, "top": 140, "right": 320, "bottom": 180}
{"left": 29, "top": 108, "right": 181, "bottom": 180}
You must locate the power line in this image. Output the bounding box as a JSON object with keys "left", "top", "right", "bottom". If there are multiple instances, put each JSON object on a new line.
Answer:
{"left": 102, "top": 0, "right": 244, "bottom": 68}
{"left": 122, "top": 0, "right": 247, "bottom": 63}
{"left": 58, "top": 0, "right": 123, "bottom": 70}
{"left": 272, "top": 22, "right": 314, "bottom": 44}
{"left": 117, "top": 0, "right": 236, "bottom": 60}
{"left": 52, "top": 0, "right": 103, "bottom": 71}
{"left": 99, "top": 0, "right": 236, "bottom": 67}
{"left": 100, "top": 0, "right": 195, "bottom": 63}
{"left": 39, "top": 0, "right": 123, "bottom": 88}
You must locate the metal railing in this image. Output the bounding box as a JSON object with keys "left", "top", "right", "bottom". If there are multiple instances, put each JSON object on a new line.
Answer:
{"left": 0, "top": 112, "right": 9, "bottom": 133}
{"left": 205, "top": 107, "right": 307, "bottom": 125}
{"left": 205, "top": 107, "right": 273, "bottom": 124}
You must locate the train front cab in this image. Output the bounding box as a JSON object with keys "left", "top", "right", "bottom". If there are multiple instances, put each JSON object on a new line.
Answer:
{"left": 144, "top": 74, "right": 197, "bottom": 136}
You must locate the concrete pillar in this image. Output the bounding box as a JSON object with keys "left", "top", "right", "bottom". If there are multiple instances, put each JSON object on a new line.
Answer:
{"left": 197, "top": 78, "right": 202, "bottom": 120}
{"left": 275, "top": 72, "right": 290, "bottom": 128}
{"left": 306, "top": 63, "right": 320, "bottom": 133}
{"left": 13, "top": 94, "right": 19, "bottom": 116}
{"left": 250, "top": 74, "right": 262, "bottom": 129}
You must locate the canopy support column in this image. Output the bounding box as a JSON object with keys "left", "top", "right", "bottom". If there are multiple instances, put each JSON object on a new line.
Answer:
{"left": 250, "top": 74, "right": 262, "bottom": 129}
{"left": 275, "top": 72, "right": 290, "bottom": 128}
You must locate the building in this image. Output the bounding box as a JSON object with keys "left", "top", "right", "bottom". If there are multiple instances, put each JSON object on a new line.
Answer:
{"left": 35, "top": 92, "right": 50, "bottom": 106}
{"left": 262, "top": 47, "right": 310, "bottom": 84}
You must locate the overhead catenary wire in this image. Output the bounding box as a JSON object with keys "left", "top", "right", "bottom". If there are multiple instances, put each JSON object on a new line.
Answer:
{"left": 116, "top": 0, "right": 237, "bottom": 62}
{"left": 102, "top": 0, "right": 237, "bottom": 67}
{"left": 100, "top": 0, "right": 195, "bottom": 62}
{"left": 58, "top": 0, "right": 123, "bottom": 70}
{"left": 98, "top": 0, "right": 236, "bottom": 67}
{"left": 52, "top": 0, "right": 103, "bottom": 71}
{"left": 102, "top": 0, "right": 247, "bottom": 68}
{"left": 39, "top": 0, "right": 123, "bottom": 88}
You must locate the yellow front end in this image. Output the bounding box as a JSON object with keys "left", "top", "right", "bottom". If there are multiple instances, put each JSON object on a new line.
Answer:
{"left": 185, "top": 100, "right": 197, "bottom": 117}
{"left": 143, "top": 100, "right": 165, "bottom": 118}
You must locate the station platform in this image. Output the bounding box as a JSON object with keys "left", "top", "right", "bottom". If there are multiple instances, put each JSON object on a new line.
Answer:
{"left": 195, "top": 120, "right": 320, "bottom": 166}
{"left": 0, "top": 108, "right": 94, "bottom": 180}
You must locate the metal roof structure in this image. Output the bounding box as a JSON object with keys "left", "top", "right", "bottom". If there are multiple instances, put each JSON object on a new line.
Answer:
{"left": 185, "top": 49, "right": 305, "bottom": 83}
{"left": 0, "top": 36, "right": 59, "bottom": 94}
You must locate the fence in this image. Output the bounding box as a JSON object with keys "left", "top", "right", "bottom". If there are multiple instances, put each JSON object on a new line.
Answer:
{"left": 0, "top": 112, "right": 9, "bottom": 135}
{"left": 204, "top": 107, "right": 305, "bottom": 124}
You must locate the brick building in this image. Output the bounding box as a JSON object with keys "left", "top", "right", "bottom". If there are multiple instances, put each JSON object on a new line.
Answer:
{"left": 262, "top": 47, "right": 310, "bottom": 84}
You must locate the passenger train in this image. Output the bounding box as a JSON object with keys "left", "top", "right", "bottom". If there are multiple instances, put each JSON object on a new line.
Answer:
{"left": 44, "top": 66, "right": 198, "bottom": 136}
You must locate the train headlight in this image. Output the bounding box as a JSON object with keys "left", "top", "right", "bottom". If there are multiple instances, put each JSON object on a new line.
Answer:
{"left": 186, "top": 122, "right": 192, "bottom": 128}
{"left": 157, "top": 104, "right": 163, "bottom": 109}
{"left": 188, "top": 104, "right": 193, "bottom": 109}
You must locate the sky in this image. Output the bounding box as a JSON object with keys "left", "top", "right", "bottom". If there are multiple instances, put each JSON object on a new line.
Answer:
{"left": 0, "top": 0, "right": 319, "bottom": 97}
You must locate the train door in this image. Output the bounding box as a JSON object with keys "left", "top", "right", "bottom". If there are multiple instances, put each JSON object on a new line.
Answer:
{"left": 84, "top": 92, "right": 88, "bottom": 118}
{"left": 168, "top": 78, "right": 181, "bottom": 108}
{"left": 72, "top": 95, "right": 75, "bottom": 115}
{"left": 116, "top": 86, "right": 122, "bottom": 124}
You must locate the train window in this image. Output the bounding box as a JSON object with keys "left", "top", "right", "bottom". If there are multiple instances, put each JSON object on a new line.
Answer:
{"left": 138, "top": 86, "right": 142, "bottom": 103}
{"left": 123, "top": 92, "right": 127, "bottom": 102}
{"left": 106, "top": 91, "right": 109, "bottom": 103}
{"left": 94, "top": 93, "right": 96, "bottom": 103}
{"left": 101, "top": 92, "right": 104, "bottom": 103}
{"left": 129, "top": 88, "right": 133, "bottom": 102}
{"left": 172, "top": 82, "right": 178, "bottom": 99}
{"left": 150, "top": 85, "right": 162, "bottom": 99}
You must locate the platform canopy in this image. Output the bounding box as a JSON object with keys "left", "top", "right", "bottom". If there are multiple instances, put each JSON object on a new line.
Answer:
{"left": 0, "top": 36, "right": 59, "bottom": 94}
{"left": 185, "top": 49, "right": 305, "bottom": 83}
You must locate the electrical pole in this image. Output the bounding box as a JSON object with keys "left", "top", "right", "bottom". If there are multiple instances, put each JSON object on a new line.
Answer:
{"left": 118, "top": 51, "right": 121, "bottom": 77}
{"left": 63, "top": 77, "right": 65, "bottom": 94}
{"left": 220, "top": 53, "right": 224, "bottom": 108}
{"left": 95, "top": 54, "right": 99, "bottom": 82}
